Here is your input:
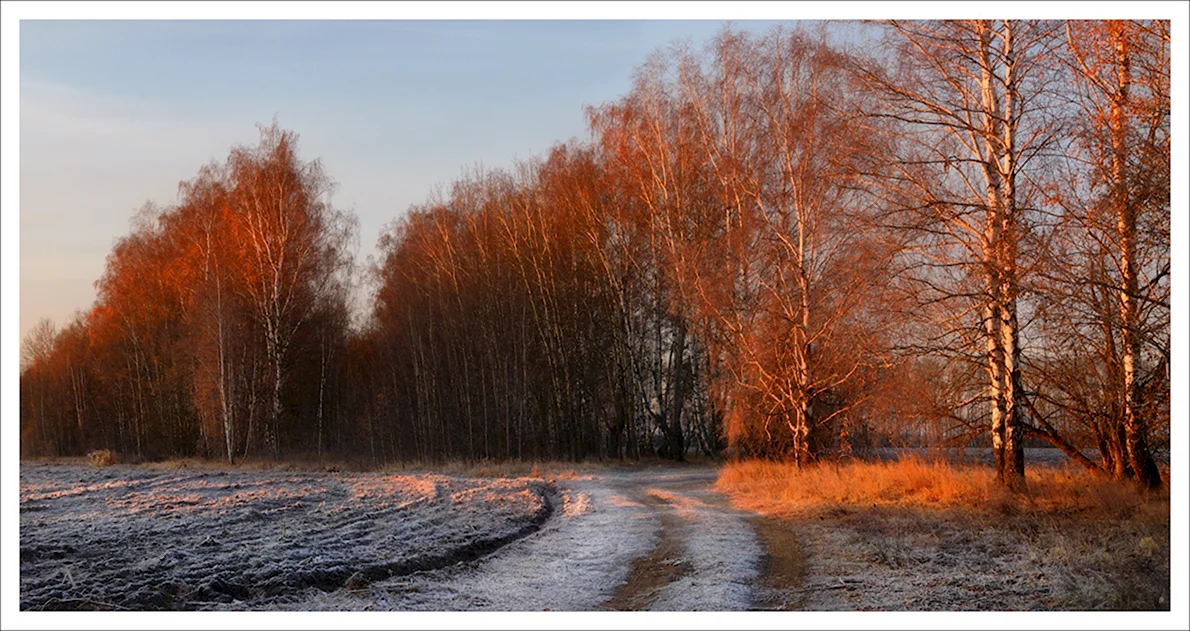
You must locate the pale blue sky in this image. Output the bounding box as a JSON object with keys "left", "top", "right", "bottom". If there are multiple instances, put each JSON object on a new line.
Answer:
{"left": 18, "top": 18, "right": 818, "bottom": 339}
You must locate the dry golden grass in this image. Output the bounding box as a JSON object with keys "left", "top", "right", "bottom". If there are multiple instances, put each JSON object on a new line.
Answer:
{"left": 23, "top": 455, "right": 93, "bottom": 466}
{"left": 32, "top": 451, "right": 646, "bottom": 482}
{"left": 136, "top": 455, "right": 601, "bottom": 480}
{"left": 376, "top": 458, "right": 599, "bottom": 480}
{"left": 86, "top": 449, "right": 118, "bottom": 467}
{"left": 144, "top": 457, "right": 341, "bottom": 472}
{"left": 32, "top": 446, "right": 714, "bottom": 479}
{"left": 715, "top": 457, "right": 1169, "bottom": 519}
{"left": 717, "top": 457, "right": 1171, "bottom": 610}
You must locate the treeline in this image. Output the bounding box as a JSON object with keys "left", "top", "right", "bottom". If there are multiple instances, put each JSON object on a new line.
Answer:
{"left": 20, "top": 21, "right": 1170, "bottom": 489}
{"left": 21, "top": 127, "right": 356, "bottom": 462}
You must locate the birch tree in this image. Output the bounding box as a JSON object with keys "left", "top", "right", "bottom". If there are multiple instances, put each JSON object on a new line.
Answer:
{"left": 855, "top": 20, "right": 1062, "bottom": 489}
{"left": 1032, "top": 20, "right": 1168, "bottom": 488}
{"left": 226, "top": 123, "right": 355, "bottom": 459}
{"left": 590, "top": 27, "right": 899, "bottom": 465}
{"left": 174, "top": 164, "right": 243, "bottom": 464}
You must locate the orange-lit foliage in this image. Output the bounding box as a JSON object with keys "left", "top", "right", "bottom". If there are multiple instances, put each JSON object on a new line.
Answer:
{"left": 588, "top": 27, "right": 901, "bottom": 464}
{"left": 19, "top": 23, "right": 1169, "bottom": 480}
{"left": 21, "top": 124, "right": 355, "bottom": 462}
{"left": 1028, "top": 21, "right": 1170, "bottom": 489}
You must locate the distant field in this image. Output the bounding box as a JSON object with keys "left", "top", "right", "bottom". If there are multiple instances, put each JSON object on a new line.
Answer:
{"left": 866, "top": 446, "right": 1170, "bottom": 467}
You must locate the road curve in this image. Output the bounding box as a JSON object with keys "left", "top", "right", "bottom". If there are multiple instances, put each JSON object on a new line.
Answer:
{"left": 280, "top": 465, "right": 792, "bottom": 611}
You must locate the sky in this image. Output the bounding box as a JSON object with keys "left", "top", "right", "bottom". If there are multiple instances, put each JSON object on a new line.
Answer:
{"left": 16, "top": 16, "right": 815, "bottom": 341}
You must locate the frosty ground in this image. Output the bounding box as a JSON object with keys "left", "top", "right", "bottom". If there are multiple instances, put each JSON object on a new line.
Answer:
{"left": 20, "top": 462, "right": 759, "bottom": 611}
{"left": 19, "top": 463, "right": 554, "bottom": 610}
{"left": 19, "top": 456, "right": 1169, "bottom": 611}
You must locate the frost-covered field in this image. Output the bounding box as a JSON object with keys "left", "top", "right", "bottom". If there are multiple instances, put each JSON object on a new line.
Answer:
{"left": 19, "top": 463, "right": 766, "bottom": 612}
{"left": 19, "top": 463, "right": 551, "bottom": 610}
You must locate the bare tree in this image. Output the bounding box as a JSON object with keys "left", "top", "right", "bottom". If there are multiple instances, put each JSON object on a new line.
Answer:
{"left": 854, "top": 20, "right": 1064, "bottom": 489}
{"left": 1030, "top": 20, "right": 1169, "bottom": 487}
{"left": 226, "top": 123, "right": 356, "bottom": 459}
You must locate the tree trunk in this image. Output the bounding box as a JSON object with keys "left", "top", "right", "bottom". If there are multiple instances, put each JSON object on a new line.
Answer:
{"left": 1000, "top": 295, "right": 1026, "bottom": 489}
{"left": 317, "top": 333, "right": 329, "bottom": 461}
{"left": 667, "top": 317, "right": 688, "bottom": 462}
{"left": 1110, "top": 26, "right": 1162, "bottom": 490}
{"left": 270, "top": 346, "right": 283, "bottom": 461}
{"left": 216, "top": 276, "right": 236, "bottom": 466}
{"left": 998, "top": 22, "right": 1026, "bottom": 491}
{"left": 977, "top": 20, "right": 1025, "bottom": 491}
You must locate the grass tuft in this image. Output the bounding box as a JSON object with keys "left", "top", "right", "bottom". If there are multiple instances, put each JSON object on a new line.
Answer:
{"left": 86, "top": 449, "right": 118, "bottom": 467}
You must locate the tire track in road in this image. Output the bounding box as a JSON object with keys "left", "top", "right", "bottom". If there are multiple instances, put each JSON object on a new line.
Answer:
{"left": 600, "top": 468, "right": 762, "bottom": 611}
{"left": 604, "top": 491, "right": 692, "bottom": 610}
{"left": 748, "top": 515, "right": 809, "bottom": 610}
